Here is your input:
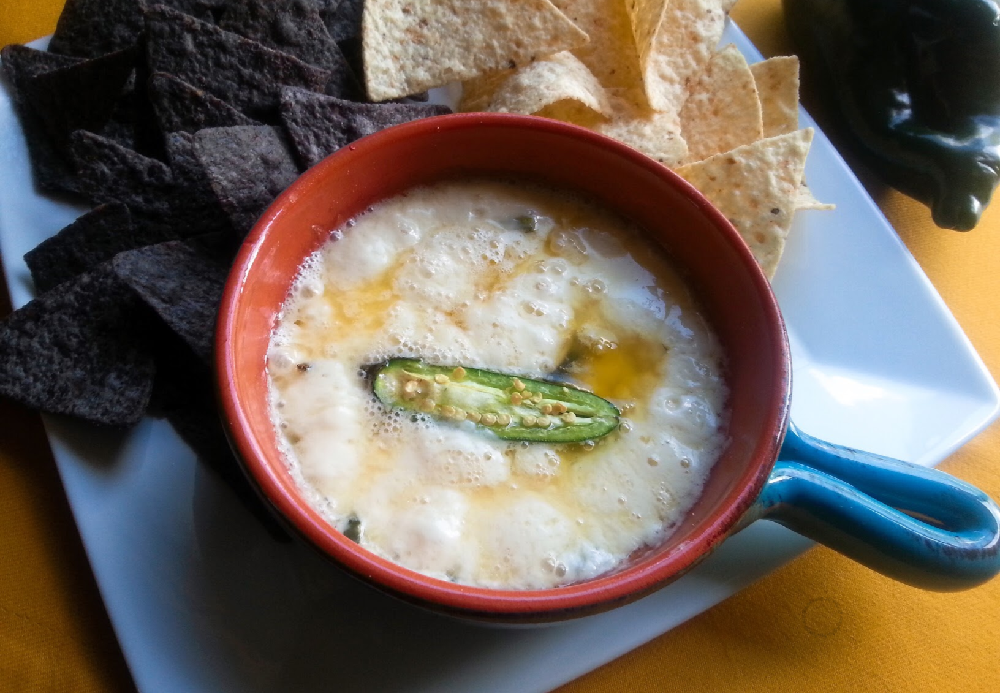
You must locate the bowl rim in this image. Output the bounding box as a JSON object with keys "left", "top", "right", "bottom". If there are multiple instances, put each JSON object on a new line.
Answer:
{"left": 216, "top": 112, "right": 790, "bottom": 620}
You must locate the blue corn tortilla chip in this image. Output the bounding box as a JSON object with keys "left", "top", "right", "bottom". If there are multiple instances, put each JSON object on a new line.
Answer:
{"left": 68, "top": 130, "right": 176, "bottom": 222}
{"left": 111, "top": 239, "right": 229, "bottom": 363}
{"left": 48, "top": 0, "right": 223, "bottom": 57}
{"left": 149, "top": 72, "right": 259, "bottom": 133}
{"left": 23, "top": 48, "right": 136, "bottom": 152}
{"left": 279, "top": 87, "right": 452, "bottom": 168}
{"left": 177, "top": 228, "right": 242, "bottom": 268}
{"left": 163, "top": 131, "right": 205, "bottom": 185}
{"left": 129, "top": 37, "right": 172, "bottom": 159}
{"left": 158, "top": 0, "right": 226, "bottom": 22}
{"left": 145, "top": 4, "right": 332, "bottom": 120}
{"left": 0, "top": 45, "right": 86, "bottom": 195}
{"left": 68, "top": 130, "right": 230, "bottom": 238}
{"left": 24, "top": 203, "right": 137, "bottom": 293}
{"left": 48, "top": 0, "right": 146, "bottom": 58}
{"left": 163, "top": 131, "right": 237, "bottom": 235}
{"left": 100, "top": 71, "right": 144, "bottom": 151}
{"left": 194, "top": 125, "right": 302, "bottom": 236}
{"left": 0, "top": 266, "right": 155, "bottom": 427}
{"left": 218, "top": 0, "right": 361, "bottom": 99}
{"left": 0, "top": 45, "right": 81, "bottom": 91}
{"left": 336, "top": 34, "right": 364, "bottom": 89}
{"left": 321, "top": 0, "right": 363, "bottom": 42}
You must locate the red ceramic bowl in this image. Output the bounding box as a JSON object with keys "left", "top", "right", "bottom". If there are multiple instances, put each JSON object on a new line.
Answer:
{"left": 216, "top": 113, "right": 789, "bottom": 623}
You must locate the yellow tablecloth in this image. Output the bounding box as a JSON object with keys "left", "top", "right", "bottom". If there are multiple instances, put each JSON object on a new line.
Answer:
{"left": 2, "top": 2, "right": 999, "bottom": 691}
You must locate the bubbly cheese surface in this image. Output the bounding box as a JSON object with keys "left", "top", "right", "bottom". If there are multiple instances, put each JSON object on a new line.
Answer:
{"left": 268, "top": 180, "right": 729, "bottom": 590}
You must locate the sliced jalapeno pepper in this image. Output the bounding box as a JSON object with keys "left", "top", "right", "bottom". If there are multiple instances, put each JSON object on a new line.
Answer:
{"left": 372, "top": 358, "right": 620, "bottom": 443}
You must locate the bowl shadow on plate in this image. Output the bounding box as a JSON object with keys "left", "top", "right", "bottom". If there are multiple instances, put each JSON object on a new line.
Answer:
{"left": 44, "top": 416, "right": 136, "bottom": 470}
{"left": 189, "top": 459, "right": 525, "bottom": 692}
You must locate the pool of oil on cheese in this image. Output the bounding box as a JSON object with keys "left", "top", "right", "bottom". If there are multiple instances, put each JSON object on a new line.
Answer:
{"left": 267, "top": 180, "right": 729, "bottom": 590}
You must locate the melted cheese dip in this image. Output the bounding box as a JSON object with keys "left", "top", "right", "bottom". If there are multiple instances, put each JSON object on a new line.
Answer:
{"left": 268, "top": 180, "right": 729, "bottom": 590}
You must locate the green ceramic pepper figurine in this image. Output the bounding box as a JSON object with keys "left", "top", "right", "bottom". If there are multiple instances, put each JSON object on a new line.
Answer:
{"left": 784, "top": 0, "right": 1000, "bottom": 230}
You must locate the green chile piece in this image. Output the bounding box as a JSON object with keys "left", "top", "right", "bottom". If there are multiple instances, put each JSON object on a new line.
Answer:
{"left": 343, "top": 514, "right": 363, "bottom": 543}
{"left": 372, "top": 358, "right": 620, "bottom": 443}
{"left": 513, "top": 214, "right": 538, "bottom": 232}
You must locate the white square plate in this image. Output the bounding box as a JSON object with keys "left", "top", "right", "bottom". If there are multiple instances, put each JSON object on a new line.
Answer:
{"left": 1, "top": 24, "right": 997, "bottom": 693}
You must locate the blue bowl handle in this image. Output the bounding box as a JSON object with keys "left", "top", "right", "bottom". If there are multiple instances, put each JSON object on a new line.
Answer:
{"left": 749, "top": 422, "right": 1000, "bottom": 590}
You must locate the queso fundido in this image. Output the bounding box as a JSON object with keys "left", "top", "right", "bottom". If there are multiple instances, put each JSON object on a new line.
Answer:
{"left": 266, "top": 179, "right": 729, "bottom": 590}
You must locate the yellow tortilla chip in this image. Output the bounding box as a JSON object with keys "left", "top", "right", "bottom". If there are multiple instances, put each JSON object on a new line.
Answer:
{"left": 594, "top": 90, "right": 688, "bottom": 165}
{"left": 362, "top": 0, "right": 589, "bottom": 102}
{"left": 487, "top": 52, "right": 612, "bottom": 118}
{"left": 796, "top": 184, "right": 835, "bottom": 210}
{"left": 675, "top": 129, "right": 814, "bottom": 278}
{"left": 627, "top": 0, "right": 669, "bottom": 72}
{"left": 536, "top": 98, "right": 606, "bottom": 127}
{"left": 640, "top": 0, "right": 734, "bottom": 115}
{"left": 750, "top": 56, "right": 800, "bottom": 137}
{"left": 459, "top": 69, "right": 515, "bottom": 112}
{"left": 550, "top": 0, "right": 643, "bottom": 91}
{"left": 680, "top": 44, "right": 763, "bottom": 162}
{"left": 538, "top": 89, "right": 688, "bottom": 166}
